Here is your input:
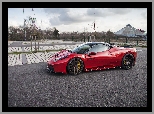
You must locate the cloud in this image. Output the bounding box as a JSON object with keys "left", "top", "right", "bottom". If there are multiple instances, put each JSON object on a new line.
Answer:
{"left": 140, "top": 12, "right": 147, "bottom": 19}
{"left": 107, "top": 8, "right": 131, "bottom": 15}
{"left": 42, "top": 8, "right": 147, "bottom": 32}
{"left": 8, "top": 20, "right": 20, "bottom": 27}
{"left": 86, "top": 8, "right": 112, "bottom": 17}
{"left": 86, "top": 8, "right": 132, "bottom": 18}
{"left": 44, "top": 8, "right": 69, "bottom": 14}
{"left": 87, "top": 8, "right": 103, "bottom": 16}
{"left": 49, "top": 17, "right": 61, "bottom": 26}
{"left": 132, "top": 8, "right": 147, "bottom": 10}
{"left": 44, "top": 8, "right": 94, "bottom": 26}
{"left": 48, "top": 13, "right": 76, "bottom": 26}
{"left": 44, "top": 8, "right": 75, "bottom": 25}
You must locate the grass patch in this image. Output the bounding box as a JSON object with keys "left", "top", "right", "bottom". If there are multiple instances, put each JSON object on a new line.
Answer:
{"left": 45, "top": 49, "right": 59, "bottom": 53}
{"left": 134, "top": 45, "right": 147, "bottom": 48}
{"left": 8, "top": 51, "right": 32, "bottom": 55}
{"left": 141, "top": 46, "right": 147, "bottom": 48}
{"left": 45, "top": 49, "right": 65, "bottom": 52}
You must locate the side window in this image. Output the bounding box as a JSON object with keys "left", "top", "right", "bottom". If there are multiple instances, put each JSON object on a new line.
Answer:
{"left": 88, "top": 44, "right": 109, "bottom": 53}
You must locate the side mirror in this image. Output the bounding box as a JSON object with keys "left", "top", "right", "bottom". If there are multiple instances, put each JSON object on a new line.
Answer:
{"left": 88, "top": 52, "right": 96, "bottom": 56}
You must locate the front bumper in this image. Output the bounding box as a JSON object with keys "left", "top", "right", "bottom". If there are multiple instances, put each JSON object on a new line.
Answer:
{"left": 46, "top": 62, "right": 68, "bottom": 74}
{"left": 47, "top": 56, "right": 71, "bottom": 74}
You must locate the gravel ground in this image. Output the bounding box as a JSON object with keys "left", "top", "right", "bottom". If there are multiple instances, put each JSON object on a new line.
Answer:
{"left": 8, "top": 47, "right": 147, "bottom": 107}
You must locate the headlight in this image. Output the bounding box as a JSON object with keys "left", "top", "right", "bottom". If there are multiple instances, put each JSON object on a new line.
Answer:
{"left": 53, "top": 55, "right": 68, "bottom": 62}
{"left": 54, "top": 57, "right": 61, "bottom": 62}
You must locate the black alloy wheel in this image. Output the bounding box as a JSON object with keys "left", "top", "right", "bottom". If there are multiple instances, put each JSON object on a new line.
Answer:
{"left": 67, "top": 58, "right": 84, "bottom": 75}
{"left": 122, "top": 54, "right": 134, "bottom": 70}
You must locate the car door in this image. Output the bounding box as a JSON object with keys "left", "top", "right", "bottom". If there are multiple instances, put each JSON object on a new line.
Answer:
{"left": 98, "top": 50, "right": 117, "bottom": 68}
{"left": 85, "top": 43, "right": 110, "bottom": 69}
{"left": 93, "top": 44, "right": 114, "bottom": 67}
{"left": 99, "top": 46, "right": 122, "bottom": 68}
{"left": 85, "top": 52, "right": 100, "bottom": 69}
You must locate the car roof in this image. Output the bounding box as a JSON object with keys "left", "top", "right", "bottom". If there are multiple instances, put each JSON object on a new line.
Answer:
{"left": 85, "top": 42, "right": 110, "bottom": 46}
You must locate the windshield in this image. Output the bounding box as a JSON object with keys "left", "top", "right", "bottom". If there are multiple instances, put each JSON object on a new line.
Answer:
{"left": 72, "top": 44, "right": 91, "bottom": 54}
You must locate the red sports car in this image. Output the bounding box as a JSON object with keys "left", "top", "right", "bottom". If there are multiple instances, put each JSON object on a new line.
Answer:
{"left": 47, "top": 42, "right": 137, "bottom": 75}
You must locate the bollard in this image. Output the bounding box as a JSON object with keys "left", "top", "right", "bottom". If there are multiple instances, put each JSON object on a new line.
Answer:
{"left": 126, "top": 37, "right": 128, "bottom": 43}
{"left": 72, "top": 36, "right": 74, "bottom": 41}
{"left": 89, "top": 35, "right": 91, "bottom": 42}
{"left": 116, "top": 36, "right": 118, "bottom": 41}
{"left": 137, "top": 40, "right": 138, "bottom": 46}
{"left": 31, "top": 40, "right": 32, "bottom": 51}
{"left": 108, "top": 38, "right": 110, "bottom": 44}
{"left": 84, "top": 36, "right": 85, "bottom": 42}
{"left": 35, "top": 36, "right": 37, "bottom": 52}
{"left": 38, "top": 41, "right": 39, "bottom": 51}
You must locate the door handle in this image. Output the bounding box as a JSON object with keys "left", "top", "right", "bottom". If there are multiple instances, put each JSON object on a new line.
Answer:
{"left": 88, "top": 58, "right": 94, "bottom": 60}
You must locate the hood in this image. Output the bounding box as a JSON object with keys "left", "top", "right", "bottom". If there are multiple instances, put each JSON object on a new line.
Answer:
{"left": 54, "top": 49, "right": 72, "bottom": 58}
{"left": 48, "top": 49, "right": 72, "bottom": 62}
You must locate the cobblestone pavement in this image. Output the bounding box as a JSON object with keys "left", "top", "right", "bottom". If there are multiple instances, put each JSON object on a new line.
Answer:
{"left": 8, "top": 48, "right": 147, "bottom": 107}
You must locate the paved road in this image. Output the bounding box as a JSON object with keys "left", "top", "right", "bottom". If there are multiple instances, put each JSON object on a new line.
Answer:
{"left": 8, "top": 42, "right": 83, "bottom": 47}
{"left": 9, "top": 41, "right": 23, "bottom": 47}
{"left": 10, "top": 41, "right": 28, "bottom": 64}
{"left": 21, "top": 47, "right": 28, "bottom": 64}
{"left": 8, "top": 48, "right": 147, "bottom": 107}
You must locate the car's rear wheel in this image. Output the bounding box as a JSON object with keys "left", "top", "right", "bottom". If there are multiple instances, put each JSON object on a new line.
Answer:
{"left": 122, "top": 54, "right": 134, "bottom": 70}
{"left": 67, "top": 58, "right": 84, "bottom": 75}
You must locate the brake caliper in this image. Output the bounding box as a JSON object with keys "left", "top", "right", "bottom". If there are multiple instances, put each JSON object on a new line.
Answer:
{"left": 77, "top": 61, "right": 81, "bottom": 70}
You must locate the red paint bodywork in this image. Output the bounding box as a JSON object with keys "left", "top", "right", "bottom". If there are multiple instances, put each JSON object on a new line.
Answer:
{"left": 47, "top": 46, "right": 137, "bottom": 74}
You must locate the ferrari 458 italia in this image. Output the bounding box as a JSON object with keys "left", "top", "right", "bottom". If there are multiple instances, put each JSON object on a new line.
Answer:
{"left": 47, "top": 42, "right": 137, "bottom": 75}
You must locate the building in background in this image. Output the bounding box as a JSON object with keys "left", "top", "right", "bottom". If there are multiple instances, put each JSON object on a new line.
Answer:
{"left": 114, "top": 24, "right": 147, "bottom": 40}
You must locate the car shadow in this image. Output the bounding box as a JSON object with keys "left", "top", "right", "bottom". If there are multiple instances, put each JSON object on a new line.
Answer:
{"left": 82, "top": 67, "right": 124, "bottom": 74}
{"left": 45, "top": 67, "right": 124, "bottom": 76}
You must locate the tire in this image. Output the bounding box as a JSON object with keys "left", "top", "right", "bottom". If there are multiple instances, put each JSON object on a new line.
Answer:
{"left": 121, "top": 54, "right": 134, "bottom": 70}
{"left": 67, "top": 58, "right": 84, "bottom": 75}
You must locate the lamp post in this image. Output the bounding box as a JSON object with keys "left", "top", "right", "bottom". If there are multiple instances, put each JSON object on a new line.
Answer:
{"left": 89, "top": 34, "right": 92, "bottom": 42}
{"left": 88, "top": 35, "right": 90, "bottom": 42}
{"left": 29, "top": 16, "right": 37, "bottom": 52}
{"left": 24, "top": 19, "right": 27, "bottom": 41}
{"left": 83, "top": 27, "right": 87, "bottom": 42}
{"left": 88, "top": 21, "right": 98, "bottom": 42}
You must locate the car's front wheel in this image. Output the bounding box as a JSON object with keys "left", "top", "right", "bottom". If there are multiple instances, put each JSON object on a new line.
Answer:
{"left": 122, "top": 54, "right": 134, "bottom": 70}
{"left": 67, "top": 58, "right": 84, "bottom": 75}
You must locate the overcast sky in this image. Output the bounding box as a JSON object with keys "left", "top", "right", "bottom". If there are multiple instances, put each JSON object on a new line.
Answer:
{"left": 8, "top": 8, "right": 147, "bottom": 33}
